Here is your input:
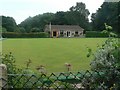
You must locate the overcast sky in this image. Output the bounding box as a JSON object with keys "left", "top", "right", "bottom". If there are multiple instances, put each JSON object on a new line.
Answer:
{"left": 1, "top": 0, "right": 104, "bottom": 24}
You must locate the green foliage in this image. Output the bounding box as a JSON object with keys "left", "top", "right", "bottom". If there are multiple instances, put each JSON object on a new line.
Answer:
{"left": 101, "top": 30, "right": 108, "bottom": 34}
{"left": 1, "top": 16, "right": 18, "bottom": 32}
{"left": 86, "top": 47, "right": 92, "bottom": 57}
{"left": 101, "top": 23, "right": 118, "bottom": 37}
{"left": 0, "top": 27, "right": 7, "bottom": 33}
{"left": 18, "top": 27, "right": 26, "bottom": 33}
{"left": 91, "top": 2, "right": 119, "bottom": 33}
{"left": 89, "top": 38, "right": 120, "bottom": 89}
{"left": 91, "top": 38, "right": 119, "bottom": 70}
{"left": 51, "top": 11, "right": 68, "bottom": 25}
{"left": 104, "top": 23, "right": 112, "bottom": 31}
{"left": 30, "top": 27, "right": 40, "bottom": 32}
{"left": 19, "top": 13, "right": 54, "bottom": 32}
{"left": 18, "top": 16, "right": 33, "bottom": 32}
{"left": 85, "top": 31, "right": 109, "bottom": 37}
{"left": 1, "top": 52, "right": 35, "bottom": 87}
{"left": 66, "top": 2, "right": 90, "bottom": 30}
{"left": 19, "top": 2, "right": 90, "bottom": 31}
{"left": 1, "top": 52, "right": 21, "bottom": 74}
{"left": 2, "top": 32, "right": 49, "bottom": 38}
{"left": 1, "top": 2, "right": 90, "bottom": 33}
{"left": 109, "top": 32, "right": 118, "bottom": 37}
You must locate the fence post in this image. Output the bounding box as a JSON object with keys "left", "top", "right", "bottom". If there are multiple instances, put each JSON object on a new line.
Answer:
{"left": 0, "top": 64, "right": 7, "bottom": 89}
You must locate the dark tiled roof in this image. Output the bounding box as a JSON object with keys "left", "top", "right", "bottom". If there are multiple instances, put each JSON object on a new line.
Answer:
{"left": 45, "top": 25, "right": 84, "bottom": 31}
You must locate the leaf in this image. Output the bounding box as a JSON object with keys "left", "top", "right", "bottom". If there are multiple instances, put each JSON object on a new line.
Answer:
{"left": 87, "top": 53, "right": 90, "bottom": 57}
{"left": 101, "top": 30, "right": 108, "bottom": 34}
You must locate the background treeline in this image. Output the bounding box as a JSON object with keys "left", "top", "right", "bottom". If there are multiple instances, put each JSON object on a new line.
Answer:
{"left": 91, "top": 2, "right": 119, "bottom": 34}
{"left": 0, "top": 2, "right": 90, "bottom": 33}
{"left": 18, "top": 2, "right": 90, "bottom": 32}
{"left": 0, "top": 2, "right": 120, "bottom": 36}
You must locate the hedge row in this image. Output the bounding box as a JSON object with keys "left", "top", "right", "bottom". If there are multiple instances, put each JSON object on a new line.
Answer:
{"left": 2, "top": 32, "right": 49, "bottom": 38}
{"left": 85, "top": 31, "right": 109, "bottom": 37}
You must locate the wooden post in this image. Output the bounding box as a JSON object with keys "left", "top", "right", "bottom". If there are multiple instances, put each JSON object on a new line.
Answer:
{"left": 0, "top": 64, "right": 7, "bottom": 89}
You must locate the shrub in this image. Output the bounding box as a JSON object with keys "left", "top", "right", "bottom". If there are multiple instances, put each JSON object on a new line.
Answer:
{"left": 2, "top": 32, "right": 49, "bottom": 38}
{"left": 85, "top": 31, "right": 109, "bottom": 38}
{"left": 1, "top": 52, "right": 35, "bottom": 88}
{"left": 74, "top": 34, "right": 79, "bottom": 37}
{"left": 85, "top": 38, "right": 120, "bottom": 89}
{"left": 1, "top": 52, "right": 35, "bottom": 74}
{"left": 1, "top": 52, "right": 21, "bottom": 74}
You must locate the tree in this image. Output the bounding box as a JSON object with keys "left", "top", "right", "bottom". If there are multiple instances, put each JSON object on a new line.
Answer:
{"left": 30, "top": 27, "right": 40, "bottom": 32}
{"left": 19, "top": 13, "right": 55, "bottom": 32}
{"left": 19, "top": 2, "right": 90, "bottom": 32}
{"left": 38, "top": 13, "right": 55, "bottom": 31}
{"left": 52, "top": 11, "right": 68, "bottom": 25}
{"left": 18, "top": 27, "right": 26, "bottom": 33}
{"left": 68, "top": 2, "right": 90, "bottom": 30}
{"left": 1, "top": 16, "right": 18, "bottom": 32}
{"left": 91, "top": 2, "right": 119, "bottom": 33}
{"left": 69, "top": 2, "right": 90, "bottom": 17}
{"left": 101, "top": 23, "right": 117, "bottom": 37}
{"left": 0, "top": 27, "right": 7, "bottom": 33}
{"left": 19, "top": 16, "right": 33, "bottom": 33}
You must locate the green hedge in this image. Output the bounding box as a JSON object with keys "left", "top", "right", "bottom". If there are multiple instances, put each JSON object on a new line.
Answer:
{"left": 2, "top": 32, "right": 49, "bottom": 38}
{"left": 85, "top": 31, "right": 109, "bottom": 37}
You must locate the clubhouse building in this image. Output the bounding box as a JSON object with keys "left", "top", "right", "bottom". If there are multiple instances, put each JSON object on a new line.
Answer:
{"left": 44, "top": 24, "right": 84, "bottom": 38}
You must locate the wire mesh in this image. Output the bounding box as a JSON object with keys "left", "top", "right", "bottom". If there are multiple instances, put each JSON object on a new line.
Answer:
{"left": 1, "top": 71, "right": 119, "bottom": 89}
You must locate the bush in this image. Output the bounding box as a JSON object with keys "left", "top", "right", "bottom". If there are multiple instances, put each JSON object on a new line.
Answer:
{"left": 85, "top": 31, "right": 109, "bottom": 37}
{"left": 74, "top": 34, "right": 79, "bottom": 37}
{"left": 1, "top": 52, "right": 21, "bottom": 74}
{"left": 85, "top": 38, "right": 120, "bottom": 89}
{"left": 2, "top": 32, "right": 49, "bottom": 38}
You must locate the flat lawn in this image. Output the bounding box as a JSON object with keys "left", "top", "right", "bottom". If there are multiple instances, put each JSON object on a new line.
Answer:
{"left": 2, "top": 38, "right": 106, "bottom": 73}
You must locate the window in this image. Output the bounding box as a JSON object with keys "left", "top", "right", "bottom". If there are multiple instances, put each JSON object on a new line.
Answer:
{"left": 79, "top": 32, "right": 82, "bottom": 35}
{"left": 48, "top": 31, "right": 50, "bottom": 34}
{"left": 60, "top": 30, "right": 63, "bottom": 35}
{"left": 75, "top": 31, "right": 78, "bottom": 34}
{"left": 53, "top": 31, "right": 57, "bottom": 36}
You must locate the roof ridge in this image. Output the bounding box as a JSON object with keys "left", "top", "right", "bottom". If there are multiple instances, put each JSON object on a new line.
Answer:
{"left": 45, "top": 24, "right": 84, "bottom": 31}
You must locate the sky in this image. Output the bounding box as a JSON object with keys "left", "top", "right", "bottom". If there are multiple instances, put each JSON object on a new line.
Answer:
{"left": 1, "top": 0, "right": 104, "bottom": 24}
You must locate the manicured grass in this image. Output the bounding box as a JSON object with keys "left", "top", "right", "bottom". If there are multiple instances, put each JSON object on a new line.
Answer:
{"left": 2, "top": 38, "right": 106, "bottom": 73}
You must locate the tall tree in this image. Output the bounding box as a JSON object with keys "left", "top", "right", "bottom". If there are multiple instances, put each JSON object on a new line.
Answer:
{"left": 91, "top": 2, "right": 119, "bottom": 33}
{"left": 19, "top": 13, "right": 54, "bottom": 32}
{"left": 38, "top": 13, "right": 55, "bottom": 31}
{"left": 52, "top": 11, "right": 68, "bottom": 25}
{"left": 1, "top": 16, "right": 17, "bottom": 32}
{"left": 19, "top": 16, "right": 33, "bottom": 32}
{"left": 19, "top": 2, "right": 90, "bottom": 32}
{"left": 67, "top": 2, "right": 90, "bottom": 30}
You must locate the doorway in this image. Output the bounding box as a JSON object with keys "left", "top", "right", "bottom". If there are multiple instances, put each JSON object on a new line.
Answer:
{"left": 67, "top": 31, "right": 71, "bottom": 37}
{"left": 53, "top": 31, "right": 57, "bottom": 36}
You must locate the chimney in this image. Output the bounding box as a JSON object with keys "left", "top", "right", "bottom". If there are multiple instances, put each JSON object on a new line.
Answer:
{"left": 49, "top": 22, "right": 51, "bottom": 32}
{"left": 49, "top": 22, "right": 52, "bottom": 37}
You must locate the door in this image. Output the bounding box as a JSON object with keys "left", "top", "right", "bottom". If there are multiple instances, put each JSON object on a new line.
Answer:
{"left": 67, "top": 31, "right": 71, "bottom": 37}
{"left": 53, "top": 31, "right": 57, "bottom": 37}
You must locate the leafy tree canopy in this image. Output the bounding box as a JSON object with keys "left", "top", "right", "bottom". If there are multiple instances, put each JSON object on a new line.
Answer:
{"left": 1, "top": 16, "right": 17, "bottom": 32}
{"left": 19, "top": 2, "right": 90, "bottom": 32}
{"left": 91, "top": 2, "right": 119, "bottom": 33}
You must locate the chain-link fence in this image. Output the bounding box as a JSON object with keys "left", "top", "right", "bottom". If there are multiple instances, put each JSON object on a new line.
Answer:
{"left": 1, "top": 70, "right": 119, "bottom": 90}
